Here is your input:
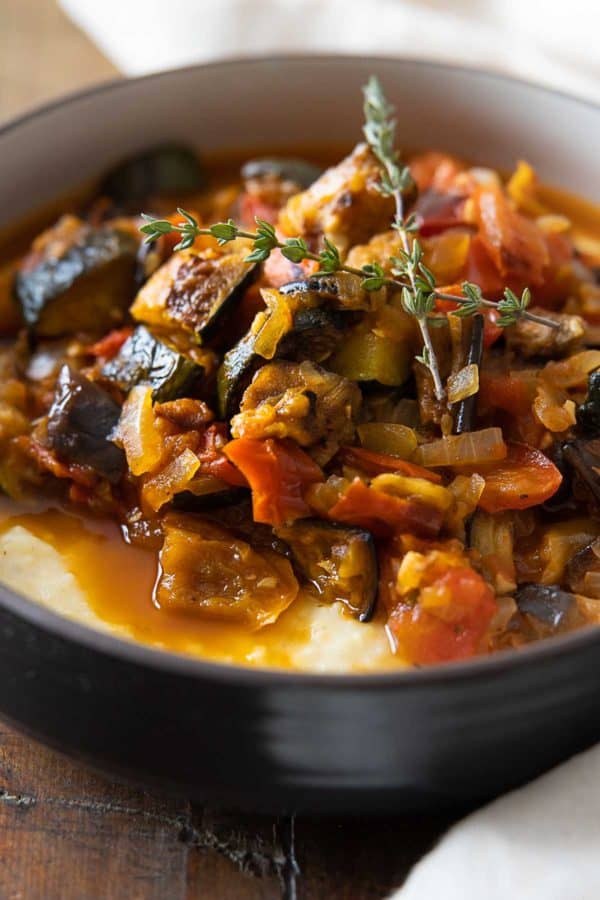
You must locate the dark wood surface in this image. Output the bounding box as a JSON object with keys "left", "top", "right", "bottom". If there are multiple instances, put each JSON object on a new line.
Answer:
{"left": 0, "top": 3, "right": 451, "bottom": 897}
{"left": 0, "top": 722, "right": 451, "bottom": 899}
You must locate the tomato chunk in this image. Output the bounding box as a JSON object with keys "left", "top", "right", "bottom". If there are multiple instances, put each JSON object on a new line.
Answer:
{"left": 338, "top": 446, "right": 442, "bottom": 484}
{"left": 327, "top": 477, "right": 443, "bottom": 538}
{"left": 224, "top": 437, "right": 323, "bottom": 525}
{"left": 195, "top": 424, "right": 248, "bottom": 487}
{"left": 478, "top": 442, "right": 562, "bottom": 512}
{"left": 387, "top": 566, "right": 497, "bottom": 665}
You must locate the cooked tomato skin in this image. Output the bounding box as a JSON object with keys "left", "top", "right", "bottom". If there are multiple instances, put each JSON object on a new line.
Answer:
{"left": 326, "top": 477, "right": 443, "bottom": 538}
{"left": 387, "top": 566, "right": 497, "bottom": 665}
{"left": 478, "top": 442, "right": 563, "bottom": 513}
{"left": 224, "top": 437, "right": 323, "bottom": 526}
{"left": 338, "top": 446, "right": 442, "bottom": 484}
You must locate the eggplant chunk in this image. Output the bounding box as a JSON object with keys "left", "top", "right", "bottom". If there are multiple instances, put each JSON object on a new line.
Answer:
{"left": 505, "top": 309, "right": 584, "bottom": 360}
{"left": 217, "top": 331, "right": 263, "bottom": 419}
{"left": 156, "top": 513, "right": 298, "bottom": 628}
{"left": 130, "top": 245, "right": 257, "bottom": 340}
{"left": 576, "top": 370, "right": 600, "bottom": 435}
{"left": 46, "top": 365, "right": 125, "bottom": 482}
{"left": 514, "top": 583, "right": 581, "bottom": 632}
{"left": 101, "top": 325, "right": 204, "bottom": 402}
{"left": 15, "top": 225, "right": 137, "bottom": 337}
{"left": 231, "top": 360, "right": 361, "bottom": 452}
{"left": 100, "top": 145, "right": 205, "bottom": 210}
{"left": 241, "top": 157, "right": 322, "bottom": 189}
{"left": 216, "top": 295, "right": 355, "bottom": 419}
{"left": 566, "top": 539, "right": 600, "bottom": 597}
{"left": 275, "top": 519, "right": 378, "bottom": 621}
{"left": 562, "top": 439, "right": 600, "bottom": 507}
{"left": 278, "top": 143, "right": 396, "bottom": 255}
{"left": 279, "top": 271, "right": 379, "bottom": 312}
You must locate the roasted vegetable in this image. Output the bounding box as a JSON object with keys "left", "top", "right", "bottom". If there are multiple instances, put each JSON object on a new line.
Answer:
{"left": 231, "top": 360, "right": 361, "bottom": 453}
{"left": 101, "top": 325, "right": 204, "bottom": 402}
{"left": 307, "top": 475, "right": 445, "bottom": 538}
{"left": 452, "top": 314, "right": 483, "bottom": 434}
{"left": 224, "top": 437, "right": 323, "bottom": 526}
{"left": 505, "top": 310, "right": 584, "bottom": 359}
{"left": 275, "top": 519, "right": 378, "bottom": 621}
{"left": 46, "top": 365, "right": 125, "bottom": 483}
{"left": 278, "top": 143, "right": 398, "bottom": 254}
{"left": 131, "top": 244, "right": 258, "bottom": 341}
{"left": 241, "top": 157, "right": 322, "bottom": 189}
{"left": 156, "top": 513, "right": 298, "bottom": 628}
{"left": 562, "top": 438, "right": 600, "bottom": 507}
{"left": 576, "top": 370, "right": 600, "bottom": 435}
{"left": 381, "top": 535, "right": 497, "bottom": 665}
{"left": 279, "top": 272, "right": 378, "bottom": 312}
{"left": 514, "top": 583, "right": 580, "bottom": 632}
{"left": 15, "top": 224, "right": 137, "bottom": 337}
{"left": 566, "top": 539, "right": 600, "bottom": 597}
{"left": 216, "top": 331, "right": 263, "bottom": 420}
{"left": 478, "top": 443, "right": 563, "bottom": 513}
{"left": 100, "top": 145, "right": 205, "bottom": 210}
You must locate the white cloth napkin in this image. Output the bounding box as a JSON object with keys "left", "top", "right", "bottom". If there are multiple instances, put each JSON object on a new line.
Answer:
{"left": 61, "top": 0, "right": 600, "bottom": 103}
{"left": 59, "top": 1, "right": 600, "bottom": 895}
{"left": 392, "top": 744, "right": 600, "bottom": 899}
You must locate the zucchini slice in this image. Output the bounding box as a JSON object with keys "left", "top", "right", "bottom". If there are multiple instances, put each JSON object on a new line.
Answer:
{"left": 15, "top": 225, "right": 137, "bottom": 337}
{"left": 217, "top": 331, "right": 262, "bottom": 420}
{"left": 46, "top": 365, "right": 125, "bottom": 483}
{"left": 216, "top": 289, "right": 356, "bottom": 419}
{"left": 100, "top": 145, "right": 205, "bottom": 210}
{"left": 130, "top": 245, "right": 258, "bottom": 341}
{"left": 101, "top": 325, "right": 204, "bottom": 402}
{"left": 275, "top": 519, "right": 378, "bottom": 621}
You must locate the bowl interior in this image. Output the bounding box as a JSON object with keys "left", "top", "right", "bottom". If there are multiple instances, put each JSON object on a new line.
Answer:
{"left": 1, "top": 55, "right": 599, "bottom": 231}
{"left": 1, "top": 56, "right": 599, "bottom": 681}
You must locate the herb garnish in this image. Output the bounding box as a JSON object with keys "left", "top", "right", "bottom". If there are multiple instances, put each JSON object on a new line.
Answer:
{"left": 140, "top": 77, "right": 559, "bottom": 401}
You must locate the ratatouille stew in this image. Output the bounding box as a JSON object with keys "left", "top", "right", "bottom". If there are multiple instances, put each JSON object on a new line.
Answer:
{"left": 2, "top": 78, "right": 600, "bottom": 670}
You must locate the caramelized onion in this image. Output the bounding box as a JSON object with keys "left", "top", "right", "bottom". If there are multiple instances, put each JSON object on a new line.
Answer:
{"left": 413, "top": 427, "right": 507, "bottom": 468}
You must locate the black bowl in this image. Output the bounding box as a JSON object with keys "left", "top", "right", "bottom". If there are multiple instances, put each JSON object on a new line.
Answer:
{"left": 1, "top": 57, "right": 600, "bottom": 814}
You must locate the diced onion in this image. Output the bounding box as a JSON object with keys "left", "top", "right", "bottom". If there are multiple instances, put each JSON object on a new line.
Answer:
{"left": 543, "top": 350, "right": 600, "bottom": 389}
{"left": 447, "top": 364, "right": 479, "bottom": 404}
{"left": 413, "top": 427, "right": 507, "bottom": 468}
{"left": 357, "top": 422, "right": 418, "bottom": 459}
{"left": 533, "top": 381, "right": 576, "bottom": 433}
{"left": 116, "top": 386, "right": 163, "bottom": 476}
{"left": 142, "top": 448, "right": 200, "bottom": 512}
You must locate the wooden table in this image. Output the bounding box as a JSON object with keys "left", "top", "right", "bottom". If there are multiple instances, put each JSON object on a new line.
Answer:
{"left": 0, "top": 3, "right": 451, "bottom": 897}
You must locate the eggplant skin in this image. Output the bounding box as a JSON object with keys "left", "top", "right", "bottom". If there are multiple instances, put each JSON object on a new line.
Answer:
{"left": 216, "top": 306, "right": 353, "bottom": 420}
{"left": 275, "top": 519, "right": 378, "bottom": 622}
{"left": 217, "top": 331, "right": 262, "bottom": 420}
{"left": 46, "top": 365, "right": 125, "bottom": 483}
{"left": 101, "top": 325, "right": 203, "bottom": 403}
{"left": 241, "top": 157, "right": 322, "bottom": 189}
{"left": 130, "top": 247, "right": 258, "bottom": 341}
{"left": 514, "top": 583, "right": 577, "bottom": 630}
{"left": 100, "top": 145, "right": 205, "bottom": 210}
{"left": 15, "top": 228, "right": 137, "bottom": 337}
{"left": 576, "top": 370, "right": 600, "bottom": 435}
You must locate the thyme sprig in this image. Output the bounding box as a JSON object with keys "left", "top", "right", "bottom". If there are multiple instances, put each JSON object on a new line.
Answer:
{"left": 140, "top": 76, "right": 559, "bottom": 402}
{"left": 362, "top": 76, "right": 444, "bottom": 398}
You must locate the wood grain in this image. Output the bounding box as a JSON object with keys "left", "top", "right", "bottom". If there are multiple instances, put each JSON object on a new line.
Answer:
{"left": 0, "top": 722, "right": 451, "bottom": 899}
{"left": 0, "top": 3, "right": 450, "bottom": 897}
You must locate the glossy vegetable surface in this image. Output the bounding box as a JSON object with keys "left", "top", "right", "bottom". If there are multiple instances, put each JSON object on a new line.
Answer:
{"left": 3, "top": 113, "right": 600, "bottom": 670}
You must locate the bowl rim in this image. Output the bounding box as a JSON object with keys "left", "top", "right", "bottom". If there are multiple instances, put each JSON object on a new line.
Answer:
{"left": 2, "top": 52, "right": 600, "bottom": 687}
